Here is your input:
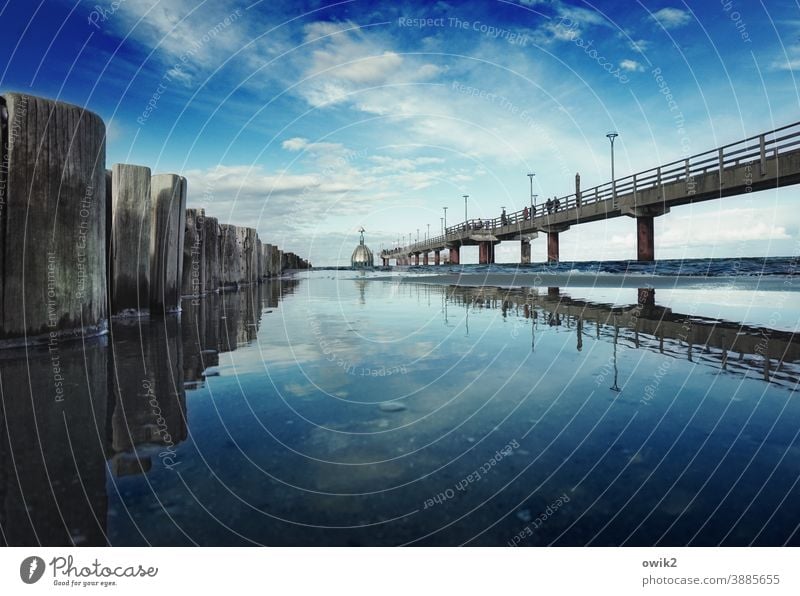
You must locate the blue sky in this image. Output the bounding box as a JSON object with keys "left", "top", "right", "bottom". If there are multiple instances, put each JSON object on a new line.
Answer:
{"left": 2, "top": 0, "right": 799, "bottom": 265}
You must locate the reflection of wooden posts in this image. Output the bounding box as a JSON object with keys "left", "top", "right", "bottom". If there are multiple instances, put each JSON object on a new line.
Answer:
{"left": 111, "top": 164, "right": 153, "bottom": 315}
{"left": 0, "top": 93, "right": 108, "bottom": 346}
{"left": 150, "top": 174, "right": 187, "bottom": 312}
{"left": 110, "top": 318, "right": 186, "bottom": 476}
{"left": 0, "top": 341, "right": 109, "bottom": 544}
{"left": 182, "top": 208, "right": 205, "bottom": 298}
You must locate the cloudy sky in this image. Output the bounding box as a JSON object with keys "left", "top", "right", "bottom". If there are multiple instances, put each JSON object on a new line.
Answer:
{"left": 3, "top": 0, "right": 799, "bottom": 265}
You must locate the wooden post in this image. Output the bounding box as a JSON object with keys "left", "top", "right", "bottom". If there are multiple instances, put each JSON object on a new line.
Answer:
{"left": 219, "top": 224, "right": 241, "bottom": 289}
{"left": 150, "top": 174, "right": 186, "bottom": 313}
{"left": 111, "top": 164, "right": 152, "bottom": 315}
{"left": 202, "top": 216, "right": 220, "bottom": 293}
{"left": 0, "top": 93, "right": 108, "bottom": 346}
{"left": 181, "top": 208, "right": 205, "bottom": 298}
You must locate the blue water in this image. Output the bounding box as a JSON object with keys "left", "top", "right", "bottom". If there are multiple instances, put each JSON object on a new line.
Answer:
{"left": 1, "top": 266, "right": 799, "bottom": 546}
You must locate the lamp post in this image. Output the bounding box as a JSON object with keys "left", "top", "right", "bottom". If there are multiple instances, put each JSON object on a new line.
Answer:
{"left": 416, "top": 228, "right": 419, "bottom": 242}
{"left": 607, "top": 132, "right": 619, "bottom": 207}
{"left": 527, "top": 173, "right": 535, "bottom": 215}
{"left": 427, "top": 223, "right": 430, "bottom": 241}
{"left": 440, "top": 217, "right": 444, "bottom": 234}
{"left": 463, "top": 194, "right": 469, "bottom": 224}
{"left": 443, "top": 206, "right": 448, "bottom": 232}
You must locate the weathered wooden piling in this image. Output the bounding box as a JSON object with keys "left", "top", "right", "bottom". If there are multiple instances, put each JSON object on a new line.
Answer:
{"left": 0, "top": 93, "right": 107, "bottom": 347}
{"left": 181, "top": 208, "right": 205, "bottom": 297}
{"left": 244, "top": 227, "right": 257, "bottom": 284}
{"left": 220, "top": 224, "right": 242, "bottom": 288}
{"left": 202, "top": 215, "right": 220, "bottom": 293}
{"left": 110, "top": 164, "right": 152, "bottom": 316}
{"left": 150, "top": 174, "right": 186, "bottom": 312}
{"left": 256, "top": 238, "right": 264, "bottom": 279}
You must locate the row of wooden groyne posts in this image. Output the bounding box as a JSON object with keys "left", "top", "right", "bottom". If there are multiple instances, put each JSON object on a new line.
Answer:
{"left": 0, "top": 92, "right": 310, "bottom": 349}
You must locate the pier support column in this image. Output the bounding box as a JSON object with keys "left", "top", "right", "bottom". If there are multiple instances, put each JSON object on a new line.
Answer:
{"left": 638, "top": 288, "right": 656, "bottom": 308}
{"left": 521, "top": 238, "right": 531, "bottom": 264}
{"left": 637, "top": 216, "right": 655, "bottom": 262}
{"left": 414, "top": 254, "right": 420, "bottom": 266}
{"left": 478, "top": 241, "right": 495, "bottom": 264}
{"left": 449, "top": 246, "right": 460, "bottom": 264}
{"left": 423, "top": 252, "right": 429, "bottom": 265}
{"left": 383, "top": 257, "right": 389, "bottom": 267}
{"left": 547, "top": 232, "right": 559, "bottom": 263}
{"left": 434, "top": 250, "right": 440, "bottom": 265}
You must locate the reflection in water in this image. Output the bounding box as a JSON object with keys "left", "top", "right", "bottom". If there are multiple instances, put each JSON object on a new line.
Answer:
{"left": 0, "top": 279, "right": 298, "bottom": 546}
{"left": 0, "top": 274, "right": 797, "bottom": 546}
{"left": 442, "top": 284, "right": 800, "bottom": 388}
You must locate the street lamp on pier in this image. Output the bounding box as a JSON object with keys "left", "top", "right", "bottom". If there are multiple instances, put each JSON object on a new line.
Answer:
{"left": 527, "top": 173, "right": 536, "bottom": 215}
{"left": 606, "top": 132, "right": 619, "bottom": 207}
{"left": 443, "top": 206, "right": 448, "bottom": 232}
{"left": 463, "top": 195, "right": 469, "bottom": 224}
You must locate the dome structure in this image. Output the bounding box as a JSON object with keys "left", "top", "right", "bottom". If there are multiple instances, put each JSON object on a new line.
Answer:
{"left": 351, "top": 227, "right": 374, "bottom": 268}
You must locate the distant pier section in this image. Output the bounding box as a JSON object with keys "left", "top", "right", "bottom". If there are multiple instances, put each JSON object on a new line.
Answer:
{"left": 382, "top": 121, "right": 800, "bottom": 265}
{"left": 0, "top": 92, "right": 311, "bottom": 348}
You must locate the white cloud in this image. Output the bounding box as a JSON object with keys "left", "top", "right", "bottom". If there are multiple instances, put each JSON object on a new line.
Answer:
{"left": 651, "top": 8, "right": 692, "bottom": 30}
{"left": 629, "top": 39, "right": 651, "bottom": 53}
{"left": 282, "top": 137, "right": 309, "bottom": 151}
{"left": 619, "top": 59, "right": 645, "bottom": 72}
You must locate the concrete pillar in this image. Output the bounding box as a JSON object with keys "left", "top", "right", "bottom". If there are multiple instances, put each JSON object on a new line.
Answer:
{"left": 521, "top": 238, "right": 531, "bottom": 264}
{"left": 382, "top": 257, "right": 389, "bottom": 266}
{"left": 150, "top": 174, "right": 187, "bottom": 312}
{"left": 244, "top": 228, "right": 257, "bottom": 283}
{"left": 637, "top": 215, "right": 655, "bottom": 261}
{"left": 202, "top": 216, "right": 220, "bottom": 293}
{"left": 111, "top": 164, "right": 152, "bottom": 316}
{"left": 434, "top": 250, "right": 440, "bottom": 265}
{"left": 414, "top": 253, "right": 420, "bottom": 266}
{"left": 449, "top": 246, "right": 460, "bottom": 264}
{"left": 181, "top": 208, "right": 205, "bottom": 298}
{"left": 638, "top": 287, "right": 656, "bottom": 307}
{"left": 478, "top": 241, "right": 495, "bottom": 264}
{"left": 0, "top": 93, "right": 108, "bottom": 347}
{"left": 423, "top": 252, "right": 429, "bottom": 265}
{"left": 547, "top": 232, "right": 560, "bottom": 263}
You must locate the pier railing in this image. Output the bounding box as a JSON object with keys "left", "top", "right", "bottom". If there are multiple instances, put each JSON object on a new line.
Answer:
{"left": 384, "top": 120, "right": 800, "bottom": 256}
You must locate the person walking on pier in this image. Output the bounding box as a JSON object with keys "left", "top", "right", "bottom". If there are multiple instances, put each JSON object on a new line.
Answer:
{"left": 546, "top": 198, "right": 553, "bottom": 214}
{"left": 554, "top": 197, "right": 561, "bottom": 211}
{"left": 523, "top": 206, "right": 529, "bottom": 220}
{"left": 501, "top": 208, "right": 507, "bottom": 226}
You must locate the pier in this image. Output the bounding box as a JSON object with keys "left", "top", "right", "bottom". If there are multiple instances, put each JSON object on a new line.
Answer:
{"left": 382, "top": 121, "right": 800, "bottom": 265}
{"left": 0, "top": 92, "right": 311, "bottom": 348}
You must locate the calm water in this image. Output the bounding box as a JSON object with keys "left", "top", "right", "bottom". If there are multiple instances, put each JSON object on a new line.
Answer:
{"left": 1, "top": 267, "right": 799, "bottom": 546}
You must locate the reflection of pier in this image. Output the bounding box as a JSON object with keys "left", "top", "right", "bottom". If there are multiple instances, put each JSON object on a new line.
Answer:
{"left": 0, "top": 277, "right": 298, "bottom": 545}
{"left": 442, "top": 285, "right": 799, "bottom": 387}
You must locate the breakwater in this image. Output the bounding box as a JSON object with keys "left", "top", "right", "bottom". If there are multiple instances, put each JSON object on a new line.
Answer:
{"left": 0, "top": 92, "right": 310, "bottom": 347}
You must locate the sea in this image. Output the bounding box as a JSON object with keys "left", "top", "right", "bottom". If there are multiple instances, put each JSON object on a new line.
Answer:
{"left": 0, "top": 257, "right": 798, "bottom": 546}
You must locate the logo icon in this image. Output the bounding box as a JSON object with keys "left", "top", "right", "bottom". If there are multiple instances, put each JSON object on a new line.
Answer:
{"left": 20, "top": 556, "right": 45, "bottom": 584}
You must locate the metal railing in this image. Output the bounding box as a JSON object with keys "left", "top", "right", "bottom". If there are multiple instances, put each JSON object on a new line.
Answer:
{"left": 382, "top": 121, "right": 800, "bottom": 257}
